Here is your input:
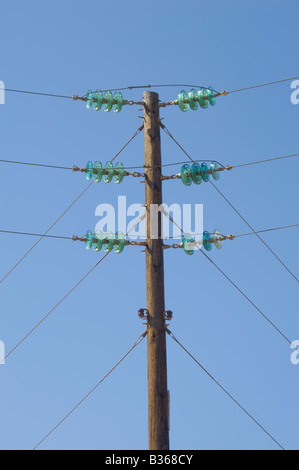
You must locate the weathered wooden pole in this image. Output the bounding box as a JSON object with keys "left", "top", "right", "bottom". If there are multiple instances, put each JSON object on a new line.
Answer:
{"left": 143, "top": 91, "right": 169, "bottom": 450}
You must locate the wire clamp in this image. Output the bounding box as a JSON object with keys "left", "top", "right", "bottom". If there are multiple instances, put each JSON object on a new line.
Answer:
{"left": 138, "top": 308, "right": 148, "bottom": 320}
{"left": 164, "top": 310, "right": 173, "bottom": 321}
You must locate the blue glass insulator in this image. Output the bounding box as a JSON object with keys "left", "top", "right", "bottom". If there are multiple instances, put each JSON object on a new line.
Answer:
{"left": 181, "top": 164, "right": 192, "bottom": 186}
{"left": 183, "top": 233, "right": 196, "bottom": 255}
{"left": 191, "top": 163, "right": 202, "bottom": 185}
{"left": 203, "top": 231, "right": 212, "bottom": 251}
{"left": 86, "top": 90, "right": 93, "bottom": 109}
{"left": 113, "top": 91, "right": 123, "bottom": 113}
{"left": 114, "top": 232, "right": 125, "bottom": 254}
{"left": 207, "top": 87, "right": 216, "bottom": 106}
{"left": 103, "top": 91, "right": 113, "bottom": 112}
{"left": 188, "top": 89, "right": 199, "bottom": 111}
{"left": 214, "top": 229, "right": 223, "bottom": 250}
{"left": 93, "top": 161, "right": 103, "bottom": 183}
{"left": 104, "top": 161, "right": 114, "bottom": 183}
{"left": 114, "top": 162, "right": 125, "bottom": 184}
{"left": 103, "top": 232, "right": 115, "bottom": 253}
{"left": 210, "top": 161, "right": 220, "bottom": 181}
{"left": 198, "top": 88, "right": 209, "bottom": 109}
{"left": 200, "top": 162, "right": 210, "bottom": 182}
{"left": 86, "top": 230, "right": 93, "bottom": 250}
{"left": 93, "top": 90, "right": 103, "bottom": 111}
{"left": 178, "top": 90, "right": 190, "bottom": 112}
{"left": 94, "top": 231, "right": 103, "bottom": 252}
{"left": 86, "top": 161, "right": 94, "bottom": 181}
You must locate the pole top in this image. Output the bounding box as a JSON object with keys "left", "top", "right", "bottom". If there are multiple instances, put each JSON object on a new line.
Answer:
{"left": 143, "top": 90, "right": 159, "bottom": 102}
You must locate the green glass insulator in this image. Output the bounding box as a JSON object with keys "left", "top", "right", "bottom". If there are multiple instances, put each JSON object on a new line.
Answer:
{"left": 198, "top": 88, "right": 209, "bottom": 109}
{"left": 103, "top": 232, "right": 114, "bottom": 253}
{"left": 113, "top": 91, "right": 123, "bottom": 113}
{"left": 93, "top": 90, "right": 103, "bottom": 111}
{"left": 93, "top": 161, "right": 103, "bottom": 183}
{"left": 181, "top": 164, "right": 192, "bottom": 186}
{"left": 103, "top": 91, "right": 113, "bottom": 112}
{"left": 203, "top": 231, "right": 212, "bottom": 251}
{"left": 86, "top": 90, "right": 93, "bottom": 109}
{"left": 191, "top": 163, "right": 202, "bottom": 185}
{"left": 207, "top": 87, "right": 216, "bottom": 106}
{"left": 86, "top": 230, "right": 93, "bottom": 250}
{"left": 86, "top": 161, "right": 94, "bottom": 181}
{"left": 104, "top": 161, "right": 114, "bottom": 183}
{"left": 183, "top": 233, "right": 196, "bottom": 255}
{"left": 214, "top": 229, "right": 223, "bottom": 250}
{"left": 178, "top": 90, "right": 190, "bottom": 112}
{"left": 114, "top": 162, "right": 125, "bottom": 184}
{"left": 114, "top": 232, "right": 125, "bottom": 254}
{"left": 200, "top": 162, "right": 210, "bottom": 182}
{"left": 210, "top": 161, "right": 220, "bottom": 181}
{"left": 94, "top": 230, "right": 103, "bottom": 252}
{"left": 188, "top": 88, "right": 199, "bottom": 111}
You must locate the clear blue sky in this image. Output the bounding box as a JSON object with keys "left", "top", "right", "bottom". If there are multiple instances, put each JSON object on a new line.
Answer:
{"left": 0, "top": 0, "right": 298, "bottom": 450}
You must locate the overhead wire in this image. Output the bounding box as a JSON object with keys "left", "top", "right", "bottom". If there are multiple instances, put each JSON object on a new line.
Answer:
{"left": 2, "top": 252, "right": 109, "bottom": 363}
{"left": 161, "top": 207, "right": 299, "bottom": 352}
{"left": 2, "top": 76, "right": 299, "bottom": 101}
{"left": 210, "top": 181, "right": 299, "bottom": 284}
{"left": 33, "top": 330, "right": 147, "bottom": 450}
{"left": 0, "top": 230, "right": 72, "bottom": 240}
{"left": 0, "top": 181, "right": 94, "bottom": 285}
{"left": 1, "top": 152, "right": 298, "bottom": 174}
{"left": 199, "top": 248, "right": 298, "bottom": 350}
{"left": 233, "top": 223, "right": 299, "bottom": 238}
{"left": 166, "top": 328, "right": 285, "bottom": 451}
{"left": 1, "top": 212, "right": 146, "bottom": 363}
{"left": 0, "top": 151, "right": 299, "bottom": 171}
{"left": 160, "top": 123, "right": 299, "bottom": 284}
{"left": 227, "top": 76, "right": 299, "bottom": 95}
{"left": 2, "top": 88, "right": 73, "bottom": 99}
{"left": 0, "top": 124, "right": 144, "bottom": 285}
{"left": 231, "top": 153, "right": 299, "bottom": 169}
{"left": 1, "top": 222, "right": 298, "bottom": 243}
{"left": 0, "top": 159, "right": 72, "bottom": 170}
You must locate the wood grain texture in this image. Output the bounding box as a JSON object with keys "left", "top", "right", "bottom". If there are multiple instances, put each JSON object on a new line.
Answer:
{"left": 143, "top": 91, "right": 169, "bottom": 450}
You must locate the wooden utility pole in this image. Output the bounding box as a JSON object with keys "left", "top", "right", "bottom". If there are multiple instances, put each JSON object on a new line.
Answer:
{"left": 143, "top": 91, "right": 169, "bottom": 450}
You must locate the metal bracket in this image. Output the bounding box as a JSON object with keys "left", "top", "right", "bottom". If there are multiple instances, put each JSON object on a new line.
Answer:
{"left": 138, "top": 308, "right": 149, "bottom": 319}
{"left": 138, "top": 309, "right": 173, "bottom": 321}
{"left": 164, "top": 310, "right": 173, "bottom": 321}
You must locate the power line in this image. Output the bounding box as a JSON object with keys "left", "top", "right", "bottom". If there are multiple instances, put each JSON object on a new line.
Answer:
{"left": 166, "top": 328, "right": 285, "bottom": 451}
{"left": 210, "top": 181, "right": 299, "bottom": 284}
{"left": 33, "top": 330, "right": 147, "bottom": 450}
{"left": 160, "top": 123, "right": 299, "bottom": 171}
{"left": 161, "top": 206, "right": 299, "bottom": 352}
{"left": 0, "top": 181, "right": 94, "bottom": 285}
{"left": 86, "top": 84, "right": 222, "bottom": 96}
{"left": 0, "top": 230, "right": 72, "bottom": 240}
{"left": 155, "top": 223, "right": 299, "bottom": 241}
{"left": 160, "top": 123, "right": 298, "bottom": 283}
{"left": 233, "top": 223, "right": 299, "bottom": 238}
{"left": 0, "top": 125, "right": 143, "bottom": 285}
{"left": 0, "top": 159, "right": 72, "bottom": 170}
{"left": 1, "top": 222, "right": 298, "bottom": 242}
{"left": 1, "top": 76, "right": 298, "bottom": 104}
{"left": 227, "top": 76, "right": 299, "bottom": 95}
{"left": 2, "top": 88, "right": 73, "bottom": 99}
{"left": 2, "top": 252, "right": 110, "bottom": 363}
{"left": 0, "top": 158, "right": 225, "bottom": 171}
{"left": 1, "top": 151, "right": 298, "bottom": 174}
{"left": 199, "top": 248, "right": 298, "bottom": 350}
{"left": 231, "top": 153, "right": 299, "bottom": 169}
{"left": 1, "top": 213, "right": 146, "bottom": 363}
